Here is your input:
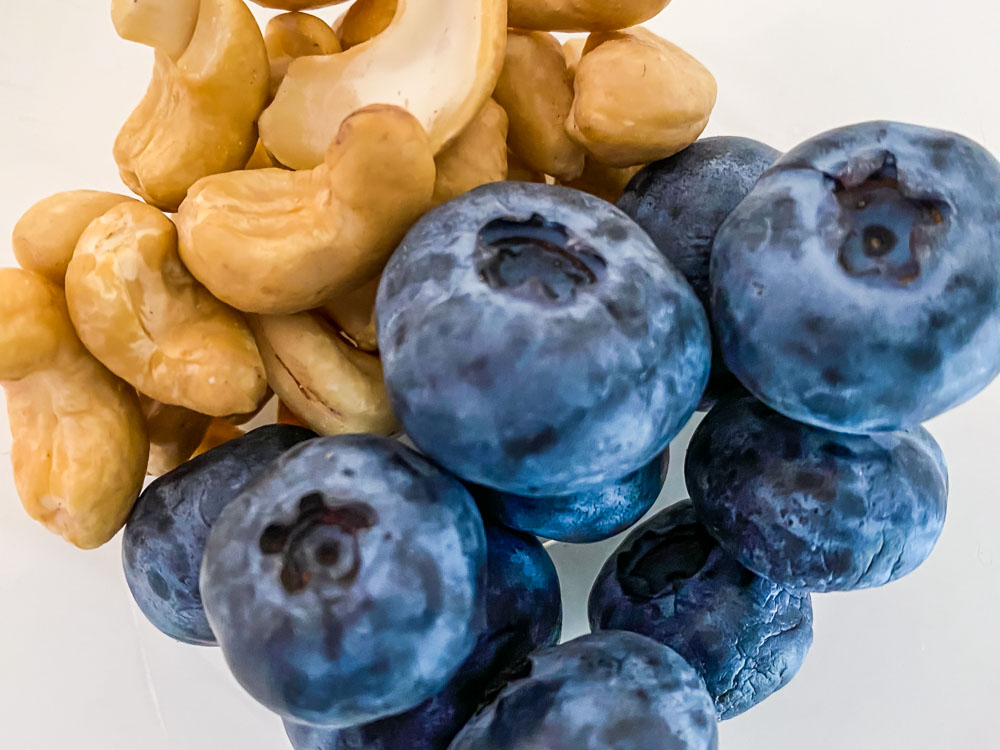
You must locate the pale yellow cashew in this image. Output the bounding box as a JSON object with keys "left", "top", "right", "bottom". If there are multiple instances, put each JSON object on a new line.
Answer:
{"left": 560, "top": 160, "right": 644, "bottom": 203}
{"left": 176, "top": 105, "right": 436, "bottom": 315}
{"left": 321, "top": 277, "right": 381, "bottom": 353}
{"left": 251, "top": 0, "right": 348, "bottom": 10}
{"left": 65, "top": 202, "right": 268, "bottom": 417}
{"left": 432, "top": 99, "right": 509, "bottom": 207}
{"left": 259, "top": 0, "right": 507, "bottom": 169}
{"left": 265, "top": 12, "right": 342, "bottom": 99}
{"left": 112, "top": 0, "right": 270, "bottom": 211}
{"left": 0, "top": 268, "right": 148, "bottom": 549}
{"left": 567, "top": 28, "right": 717, "bottom": 167}
{"left": 140, "top": 395, "right": 212, "bottom": 476}
{"left": 12, "top": 191, "right": 139, "bottom": 283}
{"left": 335, "top": 0, "right": 397, "bottom": 50}
{"left": 509, "top": 0, "right": 672, "bottom": 32}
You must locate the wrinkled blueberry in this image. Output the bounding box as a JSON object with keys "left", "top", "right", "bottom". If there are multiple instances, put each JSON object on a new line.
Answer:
{"left": 686, "top": 394, "right": 948, "bottom": 592}
{"left": 588, "top": 500, "right": 813, "bottom": 719}
{"left": 285, "top": 523, "right": 562, "bottom": 750}
{"left": 711, "top": 121, "right": 1000, "bottom": 432}
{"left": 470, "top": 450, "right": 669, "bottom": 543}
{"left": 200, "top": 435, "right": 487, "bottom": 728}
{"left": 619, "top": 137, "right": 780, "bottom": 408}
{"left": 447, "top": 630, "right": 718, "bottom": 750}
{"left": 122, "top": 425, "right": 316, "bottom": 646}
{"left": 377, "top": 182, "right": 711, "bottom": 497}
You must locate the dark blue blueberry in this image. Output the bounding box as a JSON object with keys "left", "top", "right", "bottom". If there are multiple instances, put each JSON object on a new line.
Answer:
{"left": 377, "top": 182, "right": 711, "bottom": 497}
{"left": 711, "top": 121, "right": 1000, "bottom": 432}
{"left": 588, "top": 500, "right": 813, "bottom": 719}
{"left": 285, "top": 523, "right": 561, "bottom": 750}
{"left": 685, "top": 394, "right": 948, "bottom": 592}
{"left": 470, "top": 450, "right": 669, "bottom": 543}
{"left": 200, "top": 435, "right": 487, "bottom": 727}
{"left": 447, "top": 630, "right": 718, "bottom": 750}
{"left": 619, "top": 137, "right": 780, "bottom": 408}
{"left": 121, "top": 424, "right": 316, "bottom": 646}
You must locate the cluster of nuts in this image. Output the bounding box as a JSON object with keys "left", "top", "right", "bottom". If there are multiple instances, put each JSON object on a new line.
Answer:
{"left": 2, "top": 0, "right": 716, "bottom": 549}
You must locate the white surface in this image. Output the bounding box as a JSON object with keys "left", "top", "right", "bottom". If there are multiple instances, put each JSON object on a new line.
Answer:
{"left": 1, "top": 1, "right": 999, "bottom": 749}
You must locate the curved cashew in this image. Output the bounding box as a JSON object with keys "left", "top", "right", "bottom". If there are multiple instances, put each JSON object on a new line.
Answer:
{"left": 320, "top": 276, "right": 380, "bottom": 353}
{"left": 494, "top": 30, "right": 585, "bottom": 181}
{"left": 509, "top": 0, "right": 672, "bottom": 32}
{"left": 176, "top": 105, "right": 436, "bottom": 315}
{"left": 251, "top": 0, "right": 348, "bottom": 10}
{"left": 65, "top": 202, "right": 267, "bottom": 417}
{"left": 112, "top": 0, "right": 270, "bottom": 211}
{"left": 0, "top": 268, "right": 148, "bottom": 549}
{"left": 265, "top": 12, "right": 341, "bottom": 99}
{"left": 140, "top": 395, "right": 212, "bottom": 476}
{"left": 12, "top": 191, "right": 139, "bottom": 283}
{"left": 259, "top": 0, "right": 506, "bottom": 169}
{"left": 560, "top": 159, "right": 643, "bottom": 203}
{"left": 567, "top": 28, "right": 717, "bottom": 167}
{"left": 335, "top": 0, "right": 396, "bottom": 50}
{"left": 432, "top": 99, "right": 509, "bottom": 207}
{"left": 250, "top": 311, "right": 397, "bottom": 436}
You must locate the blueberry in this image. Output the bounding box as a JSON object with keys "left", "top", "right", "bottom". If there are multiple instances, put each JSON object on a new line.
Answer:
{"left": 711, "top": 121, "right": 1000, "bottom": 432}
{"left": 200, "top": 435, "right": 487, "bottom": 727}
{"left": 685, "top": 394, "right": 948, "bottom": 592}
{"left": 447, "top": 630, "right": 717, "bottom": 750}
{"left": 619, "top": 137, "right": 781, "bottom": 408}
{"left": 285, "top": 523, "right": 561, "bottom": 750}
{"left": 377, "top": 182, "right": 711, "bottom": 497}
{"left": 121, "top": 424, "right": 316, "bottom": 646}
{"left": 470, "top": 450, "right": 669, "bottom": 543}
{"left": 588, "top": 500, "right": 813, "bottom": 719}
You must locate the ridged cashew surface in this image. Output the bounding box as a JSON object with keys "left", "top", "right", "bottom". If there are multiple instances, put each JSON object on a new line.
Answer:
{"left": 265, "top": 12, "right": 342, "bottom": 99}
{"left": 140, "top": 395, "right": 212, "bottom": 475}
{"left": 65, "top": 202, "right": 268, "bottom": 417}
{"left": 0, "top": 268, "right": 148, "bottom": 549}
{"left": 112, "top": 0, "right": 270, "bottom": 211}
{"left": 335, "top": 0, "right": 397, "bottom": 49}
{"left": 567, "top": 28, "right": 717, "bottom": 167}
{"left": 321, "top": 276, "right": 380, "bottom": 353}
{"left": 176, "top": 105, "right": 436, "bottom": 315}
{"left": 508, "top": 0, "right": 672, "bottom": 32}
{"left": 432, "top": 99, "right": 509, "bottom": 207}
{"left": 12, "top": 191, "right": 139, "bottom": 283}
{"left": 259, "top": 0, "right": 507, "bottom": 169}
{"left": 250, "top": 312, "right": 398, "bottom": 436}
{"left": 494, "top": 30, "right": 585, "bottom": 181}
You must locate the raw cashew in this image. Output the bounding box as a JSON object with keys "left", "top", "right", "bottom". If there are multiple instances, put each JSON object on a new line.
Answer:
{"left": 65, "top": 202, "right": 267, "bottom": 417}
{"left": 265, "top": 12, "right": 342, "bottom": 99}
{"left": 563, "top": 38, "right": 586, "bottom": 81}
{"left": 250, "top": 311, "right": 397, "bottom": 436}
{"left": 567, "top": 28, "right": 717, "bottom": 167}
{"left": 560, "top": 159, "right": 643, "bottom": 203}
{"left": 251, "top": 0, "right": 348, "bottom": 10}
{"left": 140, "top": 395, "right": 212, "bottom": 475}
{"left": 176, "top": 105, "right": 436, "bottom": 315}
{"left": 277, "top": 400, "right": 310, "bottom": 429}
{"left": 0, "top": 268, "right": 148, "bottom": 549}
{"left": 432, "top": 99, "right": 509, "bottom": 207}
{"left": 321, "top": 277, "right": 380, "bottom": 353}
{"left": 245, "top": 140, "right": 279, "bottom": 170}
{"left": 509, "top": 0, "right": 672, "bottom": 32}
{"left": 112, "top": 0, "right": 270, "bottom": 211}
{"left": 259, "top": 0, "right": 506, "bottom": 169}
{"left": 506, "top": 149, "right": 548, "bottom": 183}
{"left": 12, "top": 191, "right": 139, "bottom": 283}
{"left": 335, "top": 0, "right": 396, "bottom": 49}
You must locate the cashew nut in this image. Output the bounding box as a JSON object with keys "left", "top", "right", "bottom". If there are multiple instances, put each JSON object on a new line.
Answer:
{"left": 563, "top": 37, "right": 586, "bottom": 81}
{"left": 112, "top": 0, "right": 270, "bottom": 211}
{"left": 509, "top": 0, "right": 672, "bottom": 32}
{"left": 432, "top": 99, "right": 509, "bottom": 207}
{"left": 192, "top": 417, "right": 246, "bottom": 457}
{"left": 560, "top": 159, "right": 644, "bottom": 203}
{"left": 277, "top": 400, "right": 310, "bottom": 429}
{"left": 251, "top": 0, "right": 348, "bottom": 10}
{"left": 335, "top": 0, "right": 396, "bottom": 49}
{"left": 258, "top": 0, "right": 506, "bottom": 169}
{"left": 65, "top": 202, "right": 267, "bottom": 417}
{"left": 12, "top": 191, "right": 139, "bottom": 283}
{"left": 176, "top": 105, "right": 436, "bottom": 315}
{"left": 320, "top": 276, "right": 380, "bottom": 353}
{"left": 506, "top": 149, "right": 548, "bottom": 183}
{"left": 567, "top": 28, "right": 717, "bottom": 167}
{"left": 0, "top": 268, "right": 148, "bottom": 549}
{"left": 140, "top": 395, "right": 212, "bottom": 476}
{"left": 245, "top": 139, "right": 280, "bottom": 170}
{"left": 265, "top": 12, "right": 342, "bottom": 99}
{"left": 250, "top": 311, "right": 397, "bottom": 436}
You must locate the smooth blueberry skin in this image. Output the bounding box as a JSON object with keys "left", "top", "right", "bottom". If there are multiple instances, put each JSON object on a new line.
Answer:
{"left": 619, "top": 137, "right": 780, "bottom": 408}
{"left": 588, "top": 500, "right": 813, "bottom": 719}
{"left": 285, "top": 523, "right": 562, "bottom": 750}
{"left": 121, "top": 425, "right": 316, "bottom": 646}
{"left": 377, "top": 182, "right": 711, "bottom": 497}
{"left": 685, "top": 394, "right": 949, "bottom": 592}
{"left": 711, "top": 121, "right": 1000, "bottom": 432}
{"left": 200, "top": 435, "right": 487, "bottom": 728}
{"left": 447, "top": 630, "right": 718, "bottom": 750}
{"left": 470, "top": 450, "right": 669, "bottom": 544}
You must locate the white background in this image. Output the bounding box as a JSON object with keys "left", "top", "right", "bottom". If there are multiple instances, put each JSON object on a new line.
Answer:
{"left": 1, "top": 1, "right": 999, "bottom": 748}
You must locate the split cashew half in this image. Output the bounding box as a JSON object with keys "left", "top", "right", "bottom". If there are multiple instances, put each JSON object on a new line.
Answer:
{"left": 112, "top": 0, "right": 270, "bottom": 211}
{"left": 432, "top": 99, "right": 509, "bottom": 207}
{"left": 508, "top": 0, "right": 672, "bottom": 32}
{"left": 65, "top": 202, "right": 267, "bottom": 416}
{"left": 259, "top": 0, "right": 507, "bottom": 169}
{"left": 176, "top": 105, "right": 436, "bottom": 315}
{"left": 140, "top": 395, "right": 212, "bottom": 476}
{"left": 0, "top": 268, "right": 148, "bottom": 549}
{"left": 265, "top": 12, "right": 342, "bottom": 99}
{"left": 334, "top": 0, "right": 396, "bottom": 50}
{"left": 321, "top": 276, "right": 381, "bottom": 353}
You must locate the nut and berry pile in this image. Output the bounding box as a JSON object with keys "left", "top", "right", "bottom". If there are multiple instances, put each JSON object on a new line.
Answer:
{"left": 4, "top": 0, "right": 1000, "bottom": 748}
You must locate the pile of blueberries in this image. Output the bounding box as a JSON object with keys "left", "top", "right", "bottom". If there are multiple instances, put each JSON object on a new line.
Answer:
{"left": 122, "top": 121, "right": 1000, "bottom": 750}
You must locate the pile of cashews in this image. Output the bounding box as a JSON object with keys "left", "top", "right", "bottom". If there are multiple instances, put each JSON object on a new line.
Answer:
{"left": 2, "top": 0, "right": 716, "bottom": 549}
